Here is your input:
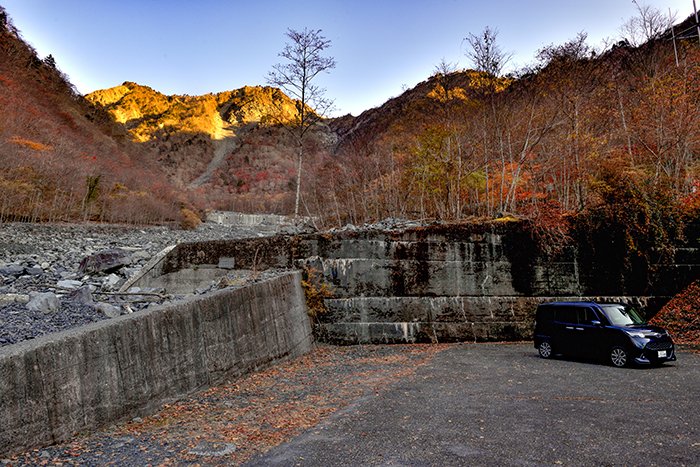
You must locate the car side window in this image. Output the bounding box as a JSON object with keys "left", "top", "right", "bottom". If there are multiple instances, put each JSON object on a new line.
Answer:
{"left": 537, "top": 307, "right": 555, "bottom": 323}
{"left": 578, "top": 307, "right": 597, "bottom": 325}
{"left": 555, "top": 307, "right": 576, "bottom": 324}
{"left": 592, "top": 307, "right": 609, "bottom": 325}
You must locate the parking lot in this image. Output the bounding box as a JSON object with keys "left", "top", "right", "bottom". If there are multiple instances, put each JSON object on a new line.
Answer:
{"left": 8, "top": 343, "right": 699, "bottom": 466}
{"left": 248, "top": 343, "right": 700, "bottom": 466}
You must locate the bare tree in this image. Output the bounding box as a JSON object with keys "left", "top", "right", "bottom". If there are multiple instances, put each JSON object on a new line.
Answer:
{"left": 267, "top": 28, "right": 336, "bottom": 217}
{"left": 464, "top": 26, "right": 511, "bottom": 77}
{"left": 619, "top": 1, "right": 674, "bottom": 47}
{"left": 464, "top": 26, "right": 511, "bottom": 217}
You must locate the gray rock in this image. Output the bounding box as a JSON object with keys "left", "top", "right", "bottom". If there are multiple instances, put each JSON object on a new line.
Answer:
{"left": 121, "top": 267, "right": 141, "bottom": 278}
{"left": 57, "top": 279, "right": 83, "bottom": 290}
{"left": 25, "top": 267, "right": 43, "bottom": 276}
{"left": 26, "top": 292, "right": 60, "bottom": 314}
{"left": 102, "top": 273, "right": 121, "bottom": 290}
{"left": 195, "top": 285, "right": 211, "bottom": 294}
{"left": 95, "top": 302, "right": 121, "bottom": 318}
{"left": 130, "top": 250, "right": 151, "bottom": 262}
{"left": 78, "top": 249, "right": 132, "bottom": 274}
{"left": 66, "top": 286, "right": 93, "bottom": 305}
{"left": 0, "top": 264, "right": 24, "bottom": 277}
{"left": 0, "top": 293, "right": 29, "bottom": 304}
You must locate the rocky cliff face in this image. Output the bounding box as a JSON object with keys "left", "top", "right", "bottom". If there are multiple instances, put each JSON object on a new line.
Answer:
{"left": 86, "top": 82, "right": 327, "bottom": 200}
{"left": 86, "top": 83, "right": 301, "bottom": 142}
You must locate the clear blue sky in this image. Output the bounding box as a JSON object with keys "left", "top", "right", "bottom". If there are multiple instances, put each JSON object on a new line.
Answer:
{"left": 2, "top": 0, "right": 697, "bottom": 116}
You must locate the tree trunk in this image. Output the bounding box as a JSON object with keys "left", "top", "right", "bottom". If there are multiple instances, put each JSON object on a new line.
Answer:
{"left": 294, "top": 145, "right": 303, "bottom": 217}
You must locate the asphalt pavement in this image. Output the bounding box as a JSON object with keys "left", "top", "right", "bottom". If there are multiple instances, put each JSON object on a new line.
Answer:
{"left": 247, "top": 343, "right": 700, "bottom": 466}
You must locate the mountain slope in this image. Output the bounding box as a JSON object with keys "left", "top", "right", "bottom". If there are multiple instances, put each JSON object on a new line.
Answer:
{"left": 4, "top": 3, "right": 698, "bottom": 227}
{"left": 86, "top": 82, "right": 336, "bottom": 213}
{"left": 86, "top": 83, "right": 300, "bottom": 142}
{"left": 86, "top": 83, "right": 309, "bottom": 192}
{"left": 0, "top": 7, "right": 180, "bottom": 224}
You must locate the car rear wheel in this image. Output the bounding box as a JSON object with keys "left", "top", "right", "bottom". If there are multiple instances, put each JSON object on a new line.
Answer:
{"left": 538, "top": 341, "right": 553, "bottom": 359}
{"left": 610, "top": 346, "right": 628, "bottom": 368}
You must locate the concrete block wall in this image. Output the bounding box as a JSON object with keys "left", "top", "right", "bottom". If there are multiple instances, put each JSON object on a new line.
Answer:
{"left": 206, "top": 210, "right": 290, "bottom": 227}
{"left": 141, "top": 222, "right": 698, "bottom": 345}
{"left": 296, "top": 228, "right": 583, "bottom": 298}
{"left": 317, "top": 295, "right": 657, "bottom": 344}
{"left": 0, "top": 272, "right": 312, "bottom": 456}
{"left": 294, "top": 226, "right": 695, "bottom": 344}
{"left": 205, "top": 210, "right": 315, "bottom": 228}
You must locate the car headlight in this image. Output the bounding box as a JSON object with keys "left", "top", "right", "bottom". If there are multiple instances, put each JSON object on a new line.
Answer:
{"left": 624, "top": 330, "right": 646, "bottom": 338}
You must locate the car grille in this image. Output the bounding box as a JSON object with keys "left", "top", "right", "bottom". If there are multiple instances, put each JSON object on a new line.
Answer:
{"left": 645, "top": 341, "right": 673, "bottom": 351}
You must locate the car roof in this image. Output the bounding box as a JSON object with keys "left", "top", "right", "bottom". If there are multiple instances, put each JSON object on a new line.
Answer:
{"left": 539, "top": 301, "right": 595, "bottom": 307}
{"left": 538, "top": 301, "right": 627, "bottom": 308}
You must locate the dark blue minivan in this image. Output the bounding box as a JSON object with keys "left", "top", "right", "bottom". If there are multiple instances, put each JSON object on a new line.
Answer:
{"left": 534, "top": 301, "right": 676, "bottom": 367}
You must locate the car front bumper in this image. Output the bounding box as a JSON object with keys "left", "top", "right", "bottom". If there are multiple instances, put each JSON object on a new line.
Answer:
{"left": 633, "top": 345, "right": 676, "bottom": 365}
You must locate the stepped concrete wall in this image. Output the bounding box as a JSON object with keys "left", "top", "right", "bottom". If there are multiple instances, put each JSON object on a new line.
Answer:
{"left": 296, "top": 226, "right": 688, "bottom": 344}
{"left": 206, "top": 210, "right": 293, "bottom": 227}
{"left": 0, "top": 272, "right": 312, "bottom": 456}
{"left": 205, "top": 210, "right": 316, "bottom": 229}
{"left": 136, "top": 222, "right": 699, "bottom": 345}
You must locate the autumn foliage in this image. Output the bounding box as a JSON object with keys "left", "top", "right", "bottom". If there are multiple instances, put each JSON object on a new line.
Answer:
{"left": 2, "top": 5, "right": 699, "bottom": 235}
{"left": 651, "top": 280, "right": 700, "bottom": 346}
{"left": 315, "top": 39, "right": 700, "bottom": 230}
{"left": 0, "top": 8, "right": 182, "bottom": 225}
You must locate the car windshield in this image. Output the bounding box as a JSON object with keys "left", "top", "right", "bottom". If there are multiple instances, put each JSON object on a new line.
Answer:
{"left": 600, "top": 305, "right": 646, "bottom": 326}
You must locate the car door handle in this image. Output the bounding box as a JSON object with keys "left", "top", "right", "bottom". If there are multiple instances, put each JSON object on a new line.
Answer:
{"left": 575, "top": 327, "right": 584, "bottom": 331}
{"left": 565, "top": 326, "right": 574, "bottom": 330}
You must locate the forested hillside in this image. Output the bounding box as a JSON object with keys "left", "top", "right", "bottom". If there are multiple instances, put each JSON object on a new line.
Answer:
{"left": 1, "top": 4, "right": 698, "bottom": 236}
{"left": 85, "top": 82, "right": 326, "bottom": 215}
{"left": 321, "top": 32, "right": 700, "bottom": 227}
{"left": 0, "top": 7, "right": 182, "bottom": 224}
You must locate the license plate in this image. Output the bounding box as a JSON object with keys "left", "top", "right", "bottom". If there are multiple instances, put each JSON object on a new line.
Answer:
{"left": 658, "top": 350, "right": 667, "bottom": 358}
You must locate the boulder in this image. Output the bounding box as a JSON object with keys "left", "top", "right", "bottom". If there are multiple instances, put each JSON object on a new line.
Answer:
{"left": 57, "top": 279, "right": 83, "bottom": 290}
{"left": 26, "top": 292, "right": 60, "bottom": 314}
{"left": 66, "top": 286, "right": 93, "bottom": 305}
{"left": 25, "top": 266, "right": 44, "bottom": 276}
{"left": 78, "top": 249, "right": 132, "bottom": 274}
{"left": 95, "top": 302, "right": 121, "bottom": 318}
{"left": 0, "top": 293, "right": 29, "bottom": 305}
{"left": 0, "top": 264, "right": 25, "bottom": 277}
{"left": 102, "top": 273, "right": 121, "bottom": 291}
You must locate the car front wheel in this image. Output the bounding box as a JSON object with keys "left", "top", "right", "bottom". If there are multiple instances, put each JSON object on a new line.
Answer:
{"left": 610, "top": 346, "right": 628, "bottom": 368}
{"left": 538, "top": 341, "right": 554, "bottom": 359}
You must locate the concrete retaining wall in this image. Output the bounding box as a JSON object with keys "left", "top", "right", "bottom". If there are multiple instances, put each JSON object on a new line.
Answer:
{"left": 139, "top": 222, "right": 699, "bottom": 346}
{"left": 318, "top": 295, "right": 660, "bottom": 344}
{"left": 206, "top": 210, "right": 293, "bottom": 227}
{"left": 205, "top": 210, "right": 316, "bottom": 228}
{"left": 301, "top": 225, "right": 696, "bottom": 344}
{"left": 0, "top": 272, "right": 312, "bottom": 456}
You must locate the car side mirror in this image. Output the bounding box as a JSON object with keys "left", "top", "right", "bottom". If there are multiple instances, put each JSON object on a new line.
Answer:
{"left": 591, "top": 320, "right": 601, "bottom": 326}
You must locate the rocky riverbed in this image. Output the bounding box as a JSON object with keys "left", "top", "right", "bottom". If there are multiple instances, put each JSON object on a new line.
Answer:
{"left": 0, "top": 221, "right": 296, "bottom": 347}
